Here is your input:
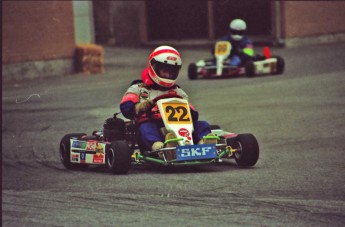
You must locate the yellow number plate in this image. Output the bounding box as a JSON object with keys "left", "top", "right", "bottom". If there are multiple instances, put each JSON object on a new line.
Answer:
{"left": 162, "top": 103, "right": 192, "bottom": 124}
{"left": 215, "top": 41, "right": 231, "bottom": 57}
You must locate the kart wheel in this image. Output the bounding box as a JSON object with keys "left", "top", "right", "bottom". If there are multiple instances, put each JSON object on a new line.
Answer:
{"left": 245, "top": 60, "right": 255, "bottom": 77}
{"left": 59, "top": 133, "right": 87, "bottom": 170}
{"left": 188, "top": 63, "right": 198, "bottom": 80}
{"left": 106, "top": 140, "right": 131, "bottom": 174}
{"left": 273, "top": 56, "right": 285, "bottom": 75}
{"left": 233, "top": 134, "right": 259, "bottom": 167}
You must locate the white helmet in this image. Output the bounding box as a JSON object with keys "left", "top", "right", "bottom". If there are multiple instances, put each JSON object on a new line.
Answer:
{"left": 229, "top": 19, "right": 247, "bottom": 41}
{"left": 148, "top": 46, "right": 182, "bottom": 88}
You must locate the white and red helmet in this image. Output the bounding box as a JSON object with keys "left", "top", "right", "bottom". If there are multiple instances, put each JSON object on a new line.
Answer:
{"left": 148, "top": 46, "right": 182, "bottom": 88}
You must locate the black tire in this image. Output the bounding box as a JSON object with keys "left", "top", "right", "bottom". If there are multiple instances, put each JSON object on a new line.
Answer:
{"left": 273, "top": 56, "right": 285, "bottom": 75}
{"left": 210, "top": 125, "right": 221, "bottom": 130}
{"left": 59, "top": 133, "right": 87, "bottom": 170}
{"left": 233, "top": 134, "right": 259, "bottom": 167}
{"left": 188, "top": 63, "right": 198, "bottom": 80}
{"left": 245, "top": 60, "right": 255, "bottom": 77}
{"left": 106, "top": 140, "right": 131, "bottom": 174}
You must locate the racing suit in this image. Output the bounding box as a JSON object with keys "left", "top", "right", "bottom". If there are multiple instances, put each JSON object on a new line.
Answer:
{"left": 217, "top": 34, "right": 254, "bottom": 66}
{"left": 120, "top": 69, "right": 211, "bottom": 150}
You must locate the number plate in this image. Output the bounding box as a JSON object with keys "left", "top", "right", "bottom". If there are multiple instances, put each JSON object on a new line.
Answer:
{"left": 215, "top": 41, "right": 231, "bottom": 57}
{"left": 162, "top": 103, "right": 192, "bottom": 124}
{"left": 176, "top": 144, "right": 217, "bottom": 161}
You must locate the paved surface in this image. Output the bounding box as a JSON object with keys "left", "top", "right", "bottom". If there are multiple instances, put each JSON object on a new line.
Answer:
{"left": 2, "top": 42, "right": 345, "bottom": 226}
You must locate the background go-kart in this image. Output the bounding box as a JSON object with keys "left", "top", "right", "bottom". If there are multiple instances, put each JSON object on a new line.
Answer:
{"left": 2, "top": 42, "right": 345, "bottom": 226}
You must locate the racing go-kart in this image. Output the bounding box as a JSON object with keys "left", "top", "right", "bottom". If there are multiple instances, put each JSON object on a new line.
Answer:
{"left": 59, "top": 94, "right": 259, "bottom": 174}
{"left": 188, "top": 41, "right": 285, "bottom": 79}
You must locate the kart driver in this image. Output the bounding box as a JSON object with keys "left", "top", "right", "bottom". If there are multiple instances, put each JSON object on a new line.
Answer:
{"left": 120, "top": 46, "right": 215, "bottom": 151}
{"left": 217, "top": 18, "right": 254, "bottom": 67}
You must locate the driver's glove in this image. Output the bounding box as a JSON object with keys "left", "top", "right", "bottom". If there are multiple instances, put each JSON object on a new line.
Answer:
{"left": 135, "top": 100, "right": 154, "bottom": 116}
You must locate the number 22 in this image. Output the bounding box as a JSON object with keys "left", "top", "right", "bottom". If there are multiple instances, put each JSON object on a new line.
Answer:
{"left": 165, "top": 106, "right": 190, "bottom": 122}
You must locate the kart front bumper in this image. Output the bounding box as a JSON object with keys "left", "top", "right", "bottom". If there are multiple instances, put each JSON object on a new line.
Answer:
{"left": 132, "top": 143, "right": 238, "bottom": 166}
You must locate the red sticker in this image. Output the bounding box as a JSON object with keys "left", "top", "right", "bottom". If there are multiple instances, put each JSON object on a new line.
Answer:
{"left": 167, "top": 56, "right": 177, "bottom": 61}
{"left": 93, "top": 153, "right": 104, "bottom": 164}
{"left": 178, "top": 128, "right": 190, "bottom": 137}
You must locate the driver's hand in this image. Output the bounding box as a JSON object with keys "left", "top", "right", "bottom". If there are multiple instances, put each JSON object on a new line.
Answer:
{"left": 135, "top": 100, "right": 154, "bottom": 115}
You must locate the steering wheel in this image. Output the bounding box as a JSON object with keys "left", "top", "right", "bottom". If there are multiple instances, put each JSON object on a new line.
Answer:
{"left": 151, "top": 93, "right": 183, "bottom": 104}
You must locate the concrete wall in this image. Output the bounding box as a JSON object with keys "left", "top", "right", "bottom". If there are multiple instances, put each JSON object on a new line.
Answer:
{"left": 2, "top": 1, "right": 76, "bottom": 81}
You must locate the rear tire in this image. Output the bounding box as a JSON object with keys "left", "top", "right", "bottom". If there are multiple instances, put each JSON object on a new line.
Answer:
{"left": 188, "top": 63, "right": 198, "bottom": 80}
{"left": 233, "top": 134, "right": 259, "bottom": 167}
{"left": 59, "top": 133, "right": 87, "bottom": 170}
{"left": 273, "top": 56, "right": 285, "bottom": 75}
{"left": 106, "top": 140, "right": 131, "bottom": 174}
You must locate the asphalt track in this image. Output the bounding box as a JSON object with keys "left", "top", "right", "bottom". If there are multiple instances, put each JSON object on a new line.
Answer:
{"left": 2, "top": 42, "right": 345, "bottom": 226}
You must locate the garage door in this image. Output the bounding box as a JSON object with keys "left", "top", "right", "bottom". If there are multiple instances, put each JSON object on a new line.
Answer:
{"left": 146, "top": 0, "right": 271, "bottom": 41}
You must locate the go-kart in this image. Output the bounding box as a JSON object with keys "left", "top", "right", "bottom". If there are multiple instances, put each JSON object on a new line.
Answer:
{"left": 59, "top": 94, "right": 259, "bottom": 174}
{"left": 188, "top": 41, "right": 285, "bottom": 79}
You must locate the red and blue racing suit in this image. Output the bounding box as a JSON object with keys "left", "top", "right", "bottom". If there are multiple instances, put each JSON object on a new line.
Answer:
{"left": 120, "top": 69, "right": 211, "bottom": 150}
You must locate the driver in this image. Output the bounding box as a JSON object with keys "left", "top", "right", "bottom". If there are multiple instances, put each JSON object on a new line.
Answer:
{"left": 217, "top": 18, "right": 254, "bottom": 66}
{"left": 120, "top": 45, "right": 214, "bottom": 151}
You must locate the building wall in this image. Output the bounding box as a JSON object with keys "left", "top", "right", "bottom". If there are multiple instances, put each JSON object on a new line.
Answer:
{"left": 2, "top": 1, "right": 75, "bottom": 64}
{"left": 283, "top": 1, "right": 345, "bottom": 38}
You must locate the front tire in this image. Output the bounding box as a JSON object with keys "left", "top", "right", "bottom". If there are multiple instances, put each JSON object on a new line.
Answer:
{"left": 59, "top": 133, "right": 87, "bottom": 170}
{"left": 233, "top": 134, "right": 259, "bottom": 167}
{"left": 106, "top": 140, "right": 131, "bottom": 174}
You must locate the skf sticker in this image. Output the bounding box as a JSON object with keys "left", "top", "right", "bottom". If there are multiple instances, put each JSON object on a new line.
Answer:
{"left": 176, "top": 144, "right": 217, "bottom": 161}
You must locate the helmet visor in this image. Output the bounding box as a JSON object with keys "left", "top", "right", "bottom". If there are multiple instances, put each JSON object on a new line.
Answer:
{"left": 151, "top": 59, "right": 181, "bottom": 80}
{"left": 230, "top": 29, "right": 245, "bottom": 36}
